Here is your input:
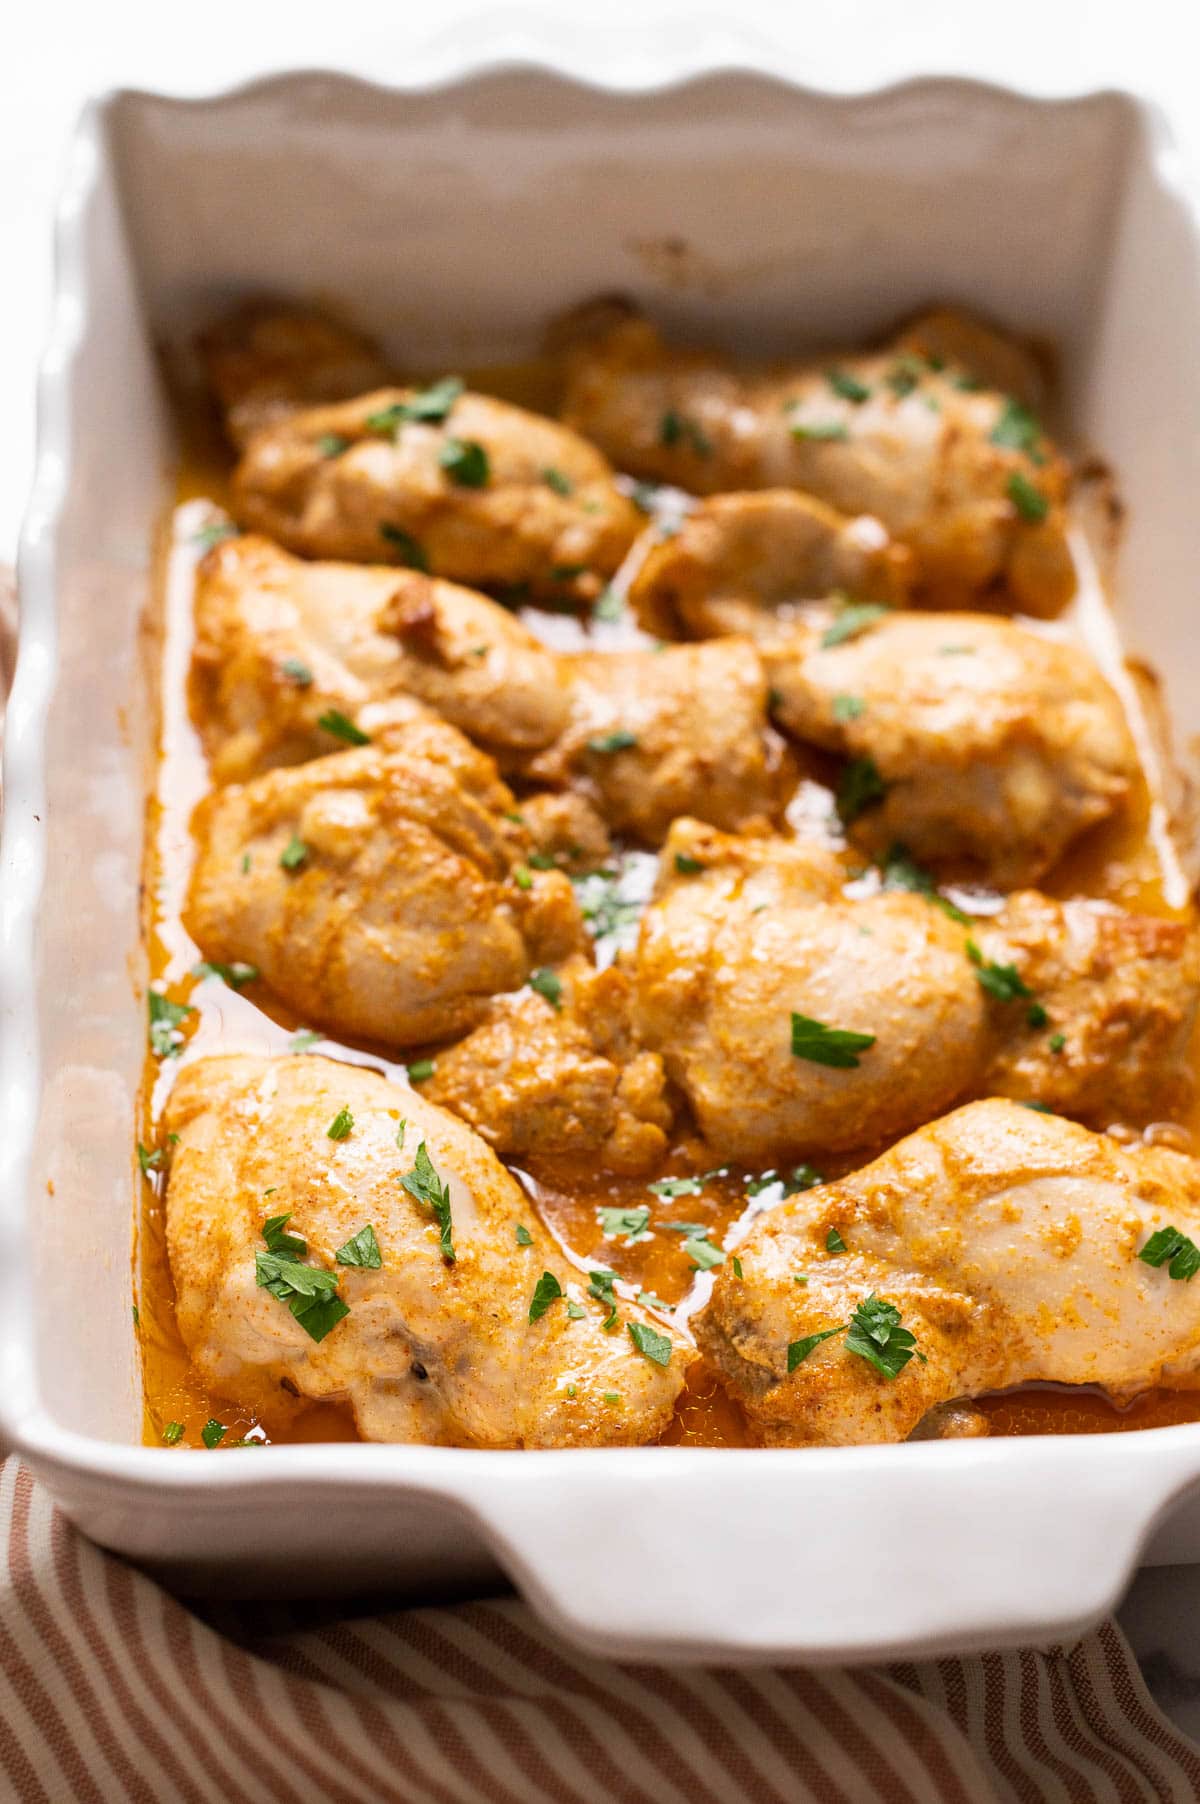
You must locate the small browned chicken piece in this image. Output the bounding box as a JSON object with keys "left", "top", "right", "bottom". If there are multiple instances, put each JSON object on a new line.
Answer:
{"left": 764, "top": 607, "right": 1136, "bottom": 886}
{"left": 696, "top": 1099, "right": 1200, "bottom": 1446}
{"left": 192, "top": 533, "right": 567, "bottom": 783}
{"left": 426, "top": 957, "right": 673, "bottom": 1174}
{"left": 201, "top": 302, "right": 393, "bottom": 450}
{"left": 521, "top": 638, "right": 794, "bottom": 845}
{"left": 977, "top": 893, "right": 1200, "bottom": 1126}
{"left": 557, "top": 302, "right": 1074, "bottom": 614}
{"left": 516, "top": 791, "right": 613, "bottom": 874}
{"left": 632, "top": 820, "right": 1199, "bottom": 1163}
{"left": 628, "top": 490, "right": 913, "bottom": 640}
{"left": 184, "top": 720, "right": 586, "bottom": 1049}
{"left": 166, "top": 1054, "right": 684, "bottom": 1446}
{"left": 230, "top": 384, "right": 642, "bottom": 604}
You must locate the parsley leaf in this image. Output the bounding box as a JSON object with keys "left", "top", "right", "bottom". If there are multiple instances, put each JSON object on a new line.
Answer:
{"left": 566, "top": 1299, "right": 586, "bottom": 1319}
{"left": 966, "top": 939, "right": 1033, "bottom": 1003}
{"left": 1049, "top": 1032, "right": 1066, "bottom": 1054}
{"left": 878, "top": 844, "right": 968, "bottom": 922}
{"left": 594, "top": 587, "right": 623, "bottom": 622}
{"left": 788, "top": 1326, "right": 843, "bottom": 1371}
{"left": 255, "top": 1247, "right": 348, "bottom": 1342}
{"left": 316, "top": 433, "right": 349, "bottom": 459}
{"left": 587, "top": 1268, "right": 620, "bottom": 1329}
{"left": 597, "top": 1205, "right": 652, "bottom": 1243}
{"left": 674, "top": 853, "right": 705, "bottom": 875}
{"left": 845, "top": 1293, "right": 923, "bottom": 1379}
{"left": 148, "top": 991, "right": 193, "bottom": 1058}
{"left": 515, "top": 1223, "right": 533, "bottom": 1247}
{"left": 790, "top": 419, "right": 849, "bottom": 442}
{"left": 262, "top": 1212, "right": 307, "bottom": 1257}
{"left": 317, "top": 709, "right": 370, "bottom": 746}
{"left": 683, "top": 1236, "right": 725, "bottom": 1271}
{"left": 1138, "top": 1225, "right": 1200, "bottom": 1281}
{"left": 648, "top": 1168, "right": 726, "bottom": 1198}
{"left": 529, "top": 968, "right": 563, "bottom": 1010}
{"left": 161, "top": 1422, "right": 185, "bottom": 1446}
{"left": 192, "top": 959, "right": 259, "bottom": 990}
{"left": 832, "top": 692, "right": 865, "bottom": 722}
{"left": 379, "top": 523, "right": 429, "bottom": 568}
{"left": 289, "top": 1027, "right": 322, "bottom": 1054}
{"left": 825, "top": 368, "right": 871, "bottom": 403}
{"left": 885, "top": 359, "right": 921, "bottom": 398}
{"left": 407, "top": 1058, "right": 436, "bottom": 1082}
{"left": 1007, "top": 471, "right": 1049, "bottom": 522}
{"left": 747, "top": 1165, "right": 824, "bottom": 1198}
{"left": 439, "top": 438, "right": 490, "bottom": 487}
{"left": 791, "top": 1013, "right": 876, "bottom": 1069}
{"left": 280, "top": 657, "right": 314, "bottom": 686}
{"left": 836, "top": 756, "right": 887, "bottom": 823}
{"left": 336, "top": 1224, "right": 382, "bottom": 1268}
{"left": 660, "top": 410, "right": 712, "bottom": 457}
{"left": 587, "top": 729, "right": 638, "bottom": 755}
{"left": 280, "top": 834, "right": 308, "bottom": 871}
{"left": 627, "top": 1320, "right": 672, "bottom": 1367}
{"left": 990, "top": 397, "right": 1044, "bottom": 457}
{"left": 326, "top": 1106, "right": 354, "bottom": 1141}
{"left": 201, "top": 1420, "right": 227, "bottom": 1449}
{"left": 826, "top": 1227, "right": 848, "bottom": 1253}
{"left": 193, "top": 521, "right": 238, "bottom": 550}
{"left": 137, "top": 1142, "right": 165, "bottom": 1175}
{"left": 368, "top": 376, "right": 463, "bottom": 433}
{"left": 542, "top": 466, "right": 573, "bottom": 495}
{"left": 821, "top": 602, "right": 889, "bottom": 649}
{"left": 1027, "top": 1001, "right": 1048, "bottom": 1028}
{"left": 529, "top": 1270, "right": 563, "bottom": 1322}
{"left": 400, "top": 1141, "right": 455, "bottom": 1263}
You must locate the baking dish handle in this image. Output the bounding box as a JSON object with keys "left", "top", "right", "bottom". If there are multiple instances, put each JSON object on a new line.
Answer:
{"left": 468, "top": 1437, "right": 1200, "bottom": 1664}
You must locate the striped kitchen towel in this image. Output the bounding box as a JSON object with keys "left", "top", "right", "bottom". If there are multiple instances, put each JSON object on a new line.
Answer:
{"left": 1, "top": 1459, "right": 1198, "bottom": 1804}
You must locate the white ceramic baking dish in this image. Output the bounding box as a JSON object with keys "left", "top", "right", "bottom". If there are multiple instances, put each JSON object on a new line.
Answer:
{"left": 8, "top": 66, "right": 1200, "bottom": 1664}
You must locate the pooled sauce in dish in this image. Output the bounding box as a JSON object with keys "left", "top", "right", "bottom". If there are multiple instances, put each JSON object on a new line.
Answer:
{"left": 136, "top": 360, "right": 1200, "bottom": 1450}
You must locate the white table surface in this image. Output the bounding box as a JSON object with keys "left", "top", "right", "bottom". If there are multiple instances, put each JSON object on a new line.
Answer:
{"left": 5, "top": 0, "right": 1200, "bottom": 1724}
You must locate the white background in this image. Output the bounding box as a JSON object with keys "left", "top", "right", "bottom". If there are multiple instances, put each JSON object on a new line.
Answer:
{"left": 2, "top": 0, "right": 1198, "bottom": 558}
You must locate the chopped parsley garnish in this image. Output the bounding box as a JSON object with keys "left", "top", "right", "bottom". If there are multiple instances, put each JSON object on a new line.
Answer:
{"left": 885, "top": 359, "right": 921, "bottom": 398}
{"left": 525, "top": 853, "right": 558, "bottom": 871}
{"left": 787, "top": 1327, "right": 842, "bottom": 1371}
{"left": 316, "top": 433, "right": 349, "bottom": 459}
{"left": 280, "top": 834, "right": 308, "bottom": 871}
{"left": 878, "top": 844, "right": 968, "bottom": 922}
{"left": 513, "top": 866, "right": 533, "bottom": 891}
{"left": 240, "top": 853, "right": 252, "bottom": 874}
{"left": 407, "top": 1058, "right": 436, "bottom": 1082}
{"left": 379, "top": 523, "right": 429, "bottom": 569}
{"left": 336, "top": 1224, "right": 382, "bottom": 1269}
{"left": 684, "top": 1236, "right": 725, "bottom": 1272}
{"left": 791, "top": 1013, "right": 876, "bottom": 1068}
{"left": 836, "top": 756, "right": 887, "bottom": 823}
{"left": 627, "top": 1320, "right": 672, "bottom": 1366}
{"left": 648, "top": 1168, "right": 726, "bottom": 1198}
{"left": 659, "top": 1221, "right": 705, "bottom": 1235}
{"left": 326, "top": 1106, "right": 354, "bottom": 1141}
{"left": 137, "top": 1142, "right": 165, "bottom": 1175}
{"left": 529, "top": 1270, "right": 564, "bottom": 1322}
{"left": 966, "top": 939, "right": 1033, "bottom": 1003}
{"left": 825, "top": 368, "right": 871, "bottom": 403}
{"left": 280, "top": 657, "right": 314, "bottom": 687}
{"left": 845, "top": 1293, "right": 923, "bottom": 1378}
{"left": 192, "top": 959, "right": 259, "bottom": 989}
{"left": 826, "top": 1227, "right": 848, "bottom": 1253}
{"left": 598, "top": 1205, "right": 652, "bottom": 1244}
{"left": 529, "top": 968, "right": 563, "bottom": 1011}
{"left": 515, "top": 1223, "right": 533, "bottom": 1247}
{"left": 588, "top": 1269, "right": 620, "bottom": 1329}
{"left": 1138, "top": 1226, "right": 1200, "bottom": 1281}
{"left": 674, "top": 853, "right": 705, "bottom": 875}
{"left": 439, "top": 438, "right": 490, "bottom": 487}
{"left": 603, "top": 1391, "right": 621, "bottom": 1406}
{"left": 594, "top": 587, "right": 623, "bottom": 622}
{"left": 255, "top": 1240, "right": 349, "bottom": 1341}
{"left": 148, "top": 991, "right": 193, "bottom": 1058}
{"left": 1027, "top": 1001, "right": 1048, "bottom": 1028}
{"left": 572, "top": 866, "right": 646, "bottom": 944}
{"left": 637, "top": 1288, "right": 672, "bottom": 1311}
{"left": 822, "top": 601, "right": 889, "bottom": 649}
{"left": 317, "top": 708, "right": 370, "bottom": 746}
{"left": 832, "top": 692, "right": 865, "bottom": 721}
{"left": 368, "top": 376, "right": 463, "bottom": 433}
{"left": 659, "top": 410, "right": 713, "bottom": 457}
{"left": 201, "top": 1420, "right": 227, "bottom": 1449}
{"left": 262, "top": 1212, "right": 307, "bottom": 1256}
{"left": 587, "top": 729, "right": 638, "bottom": 755}
{"left": 1022, "top": 1101, "right": 1054, "bottom": 1113}
{"left": 1049, "top": 1032, "right": 1066, "bottom": 1054}
{"left": 732, "top": 1258, "right": 743, "bottom": 1279}
{"left": 400, "top": 1141, "right": 455, "bottom": 1262}
{"left": 395, "top": 1119, "right": 407, "bottom": 1149}
{"left": 747, "top": 1164, "right": 824, "bottom": 1197}
{"left": 193, "top": 521, "right": 238, "bottom": 550}
{"left": 1006, "top": 471, "right": 1049, "bottom": 522}
{"left": 565, "top": 1299, "right": 585, "bottom": 1319}
{"left": 790, "top": 419, "right": 849, "bottom": 442}
{"left": 161, "top": 1422, "right": 185, "bottom": 1446}
{"left": 990, "top": 397, "right": 1044, "bottom": 458}
{"left": 542, "top": 466, "right": 573, "bottom": 495}
{"left": 288, "top": 1027, "right": 322, "bottom": 1054}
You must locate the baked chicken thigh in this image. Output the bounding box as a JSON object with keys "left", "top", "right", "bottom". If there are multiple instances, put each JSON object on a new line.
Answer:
{"left": 697, "top": 1099, "right": 1200, "bottom": 1445}
{"left": 166, "top": 1054, "right": 683, "bottom": 1445}
{"left": 185, "top": 720, "right": 585, "bottom": 1048}
{"left": 201, "top": 301, "right": 392, "bottom": 451}
{"left": 557, "top": 302, "right": 1074, "bottom": 614}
